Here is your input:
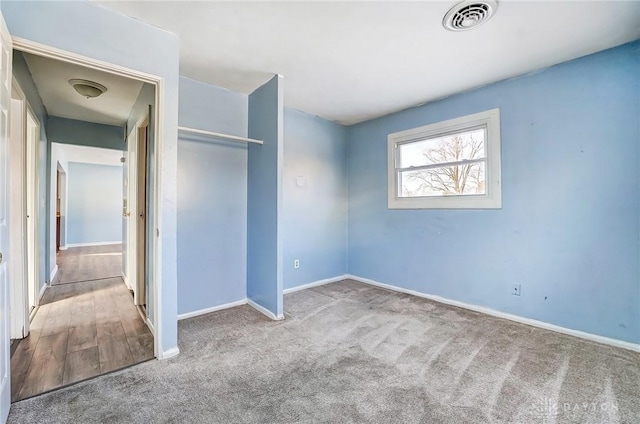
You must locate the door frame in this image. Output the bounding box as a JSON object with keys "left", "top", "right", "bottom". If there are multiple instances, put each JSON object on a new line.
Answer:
{"left": 8, "top": 78, "right": 41, "bottom": 339}
{"left": 125, "top": 112, "right": 149, "bottom": 308}
{"left": 1, "top": 13, "right": 13, "bottom": 421}
{"left": 25, "top": 106, "right": 41, "bottom": 315}
{"left": 8, "top": 79, "right": 27, "bottom": 340}
{"left": 11, "top": 37, "right": 166, "bottom": 359}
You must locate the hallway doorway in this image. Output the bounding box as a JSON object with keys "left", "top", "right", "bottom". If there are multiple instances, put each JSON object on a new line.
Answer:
{"left": 9, "top": 47, "right": 158, "bottom": 402}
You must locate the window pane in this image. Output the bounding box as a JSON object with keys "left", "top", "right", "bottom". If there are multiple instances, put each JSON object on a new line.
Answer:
{"left": 398, "top": 128, "right": 485, "bottom": 168}
{"left": 399, "top": 162, "right": 486, "bottom": 197}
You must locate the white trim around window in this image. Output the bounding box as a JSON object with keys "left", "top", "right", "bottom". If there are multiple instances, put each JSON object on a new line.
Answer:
{"left": 387, "top": 108, "right": 502, "bottom": 209}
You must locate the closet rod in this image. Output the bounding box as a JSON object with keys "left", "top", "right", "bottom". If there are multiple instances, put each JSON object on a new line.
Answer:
{"left": 178, "top": 126, "right": 263, "bottom": 145}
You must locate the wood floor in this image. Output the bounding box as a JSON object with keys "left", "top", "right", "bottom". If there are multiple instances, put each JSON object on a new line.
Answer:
{"left": 10, "top": 246, "right": 154, "bottom": 402}
{"left": 53, "top": 244, "right": 123, "bottom": 285}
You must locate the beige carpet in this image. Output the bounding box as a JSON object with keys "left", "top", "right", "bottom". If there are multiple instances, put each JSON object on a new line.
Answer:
{"left": 54, "top": 245, "right": 123, "bottom": 285}
{"left": 8, "top": 279, "right": 639, "bottom": 423}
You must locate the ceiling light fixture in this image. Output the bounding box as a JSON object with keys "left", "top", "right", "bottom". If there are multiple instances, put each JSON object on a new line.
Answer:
{"left": 68, "top": 79, "right": 108, "bottom": 98}
{"left": 443, "top": 0, "right": 498, "bottom": 31}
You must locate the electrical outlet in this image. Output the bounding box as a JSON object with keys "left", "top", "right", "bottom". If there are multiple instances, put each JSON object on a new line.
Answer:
{"left": 294, "top": 259, "right": 300, "bottom": 269}
{"left": 511, "top": 283, "right": 521, "bottom": 296}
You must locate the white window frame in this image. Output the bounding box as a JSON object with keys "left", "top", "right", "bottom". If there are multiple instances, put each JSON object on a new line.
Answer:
{"left": 387, "top": 108, "right": 502, "bottom": 209}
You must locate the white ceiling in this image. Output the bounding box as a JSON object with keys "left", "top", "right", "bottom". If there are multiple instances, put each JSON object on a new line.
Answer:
{"left": 23, "top": 52, "right": 144, "bottom": 126}
{"left": 96, "top": 1, "right": 640, "bottom": 125}
{"left": 53, "top": 143, "right": 123, "bottom": 167}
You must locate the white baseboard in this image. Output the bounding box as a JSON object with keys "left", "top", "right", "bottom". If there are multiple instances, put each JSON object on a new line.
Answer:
{"left": 49, "top": 265, "right": 58, "bottom": 283}
{"left": 65, "top": 241, "right": 122, "bottom": 248}
{"left": 247, "top": 298, "right": 284, "bottom": 321}
{"left": 283, "top": 274, "right": 348, "bottom": 294}
{"left": 178, "top": 299, "right": 248, "bottom": 320}
{"left": 122, "top": 271, "right": 131, "bottom": 290}
{"left": 158, "top": 347, "right": 179, "bottom": 360}
{"left": 146, "top": 317, "right": 155, "bottom": 336}
{"left": 346, "top": 274, "right": 640, "bottom": 353}
{"left": 38, "top": 282, "right": 47, "bottom": 302}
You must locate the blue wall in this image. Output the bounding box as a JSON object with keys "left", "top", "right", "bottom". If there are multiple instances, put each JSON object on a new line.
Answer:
{"left": 347, "top": 41, "right": 640, "bottom": 344}
{"left": 12, "top": 51, "right": 48, "bottom": 289}
{"left": 47, "top": 117, "right": 124, "bottom": 151}
{"left": 3, "top": 0, "right": 181, "bottom": 355}
{"left": 179, "top": 76, "right": 248, "bottom": 136}
{"left": 66, "top": 162, "right": 123, "bottom": 245}
{"left": 247, "top": 75, "right": 284, "bottom": 318}
{"left": 177, "top": 77, "right": 248, "bottom": 315}
{"left": 283, "top": 108, "right": 348, "bottom": 290}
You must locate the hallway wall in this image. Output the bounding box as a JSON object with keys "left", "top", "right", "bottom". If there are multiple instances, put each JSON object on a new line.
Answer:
{"left": 47, "top": 117, "right": 124, "bottom": 151}
{"left": 12, "top": 50, "right": 48, "bottom": 289}
{"left": 66, "top": 162, "right": 123, "bottom": 246}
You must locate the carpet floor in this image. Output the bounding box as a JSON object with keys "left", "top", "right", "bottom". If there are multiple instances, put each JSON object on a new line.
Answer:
{"left": 7, "top": 280, "right": 639, "bottom": 423}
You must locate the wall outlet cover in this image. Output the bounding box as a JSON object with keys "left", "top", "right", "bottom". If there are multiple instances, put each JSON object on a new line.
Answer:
{"left": 512, "top": 283, "right": 521, "bottom": 296}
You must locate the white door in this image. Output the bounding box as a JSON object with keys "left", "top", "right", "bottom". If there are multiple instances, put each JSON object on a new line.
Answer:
{"left": 0, "top": 11, "right": 13, "bottom": 424}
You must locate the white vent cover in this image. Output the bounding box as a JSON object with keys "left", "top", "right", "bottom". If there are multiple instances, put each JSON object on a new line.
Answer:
{"left": 443, "top": 0, "right": 498, "bottom": 31}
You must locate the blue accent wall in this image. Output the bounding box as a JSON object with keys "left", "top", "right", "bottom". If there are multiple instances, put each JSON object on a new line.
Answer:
{"left": 247, "top": 75, "right": 284, "bottom": 317}
{"left": 347, "top": 41, "right": 640, "bottom": 344}
{"left": 47, "top": 117, "right": 124, "bottom": 151}
{"left": 66, "top": 162, "right": 123, "bottom": 245}
{"left": 177, "top": 77, "right": 248, "bottom": 315}
{"left": 3, "top": 0, "right": 181, "bottom": 354}
{"left": 283, "top": 108, "right": 348, "bottom": 290}
{"left": 12, "top": 51, "right": 49, "bottom": 290}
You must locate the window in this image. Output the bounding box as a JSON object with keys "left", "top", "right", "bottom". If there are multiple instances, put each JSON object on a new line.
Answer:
{"left": 387, "top": 108, "right": 502, "bottom": 209}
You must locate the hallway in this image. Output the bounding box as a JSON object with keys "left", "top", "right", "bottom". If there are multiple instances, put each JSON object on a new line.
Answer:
{"left": 10, "top": 246, "right": 154, "bottom": 402}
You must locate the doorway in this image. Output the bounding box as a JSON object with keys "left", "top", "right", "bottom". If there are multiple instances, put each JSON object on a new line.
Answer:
{"left": 8, "top": 45, "right": 160, "bottom": 402}
{"left": 8, "top": 80, "right": 41, "bottom": 341}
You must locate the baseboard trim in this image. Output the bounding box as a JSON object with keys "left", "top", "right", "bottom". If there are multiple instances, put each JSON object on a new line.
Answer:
{"left": 146, "top": 317, "right": 155, "bottom": 336}
{"left": 346, "top": 274, "right": 640, "bottom": 353}
{"left": 178, "top": 299, "right": 248, "bottom": 320}
{"left": 158, "top": 347, "right": 179, "bottom": 360}
{"left": 122, "top": 271, "right": 131, "bottom": 290}
{"left": 283, "top": 274, "right": 348, "bottom": 294}
{"left": 49, "top": 265, "right": 58, "bottom": 283}
{"left": 247, "top": 298, "right": 284, "bottom": 321}
{"left": 59, "top": 246, "right": 68, "bottom": 251}
{"left": 38, "top": 282, "right": 47, "bottom": 302}
{"left": 65, "top": 241, "right": 122, "bottom": 248}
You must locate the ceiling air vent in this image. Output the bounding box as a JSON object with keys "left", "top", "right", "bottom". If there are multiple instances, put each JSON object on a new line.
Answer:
{"left": 443, "top": 0, "right": 498, "bottom": 31}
